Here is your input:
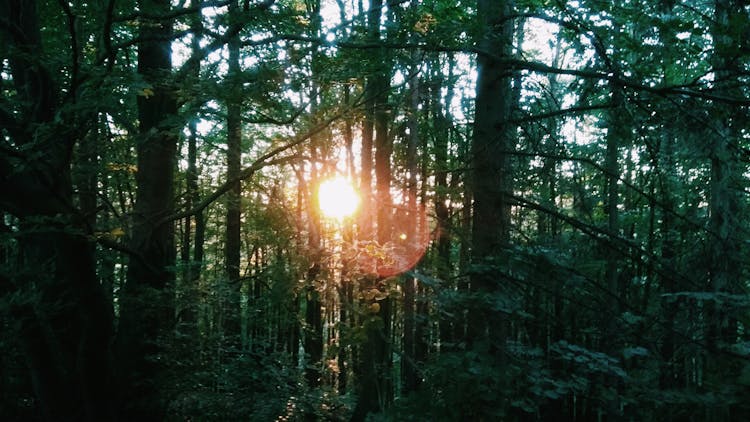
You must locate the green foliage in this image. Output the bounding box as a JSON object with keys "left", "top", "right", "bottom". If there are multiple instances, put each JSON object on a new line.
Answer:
{"left": 2, "top": 0, "right": 750, "bottom": 419}
{"left": 389, "top": 346, "right": 510, "bottom": 421}
{"left": 167, "top": 349, "right": 299, "bottom": 420}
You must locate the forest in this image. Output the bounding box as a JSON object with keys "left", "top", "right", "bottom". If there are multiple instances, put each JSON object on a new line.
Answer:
{"left": 1, "top": 0, "right": 749, "bottom": 420}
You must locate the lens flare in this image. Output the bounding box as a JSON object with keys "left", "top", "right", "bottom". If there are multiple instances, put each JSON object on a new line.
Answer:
{"left": 346, "top": 193, "right": 430, "bottom": 278}
{"left": 318, "top": 176, "right": 360, "bottom": 221}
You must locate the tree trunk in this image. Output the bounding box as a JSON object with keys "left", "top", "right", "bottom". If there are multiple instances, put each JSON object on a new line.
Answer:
{"left": 433, "top": 55, "right": 454, "bottom": 345}
{"left": 470, "top": 0, "right": 514, "bottom": 335}
{"left": 468, "top": 0, "right": 515, "bottom": 416}
{"left": 115, "top": 0, "right": 178, "bottom": 417}
{"left": 178, "top": 0, "right": 204, "bottom": 334}
{"left": 225, "top": 0, "right": 243, "bottom": 346}
{"left": 706, "top": 1, "right": 745, "bottom": 419}
{"left": 300, "top": 160, "right": 324, "bottom": 389}
{"left": 601, "top": 46, "right": 625, "bottom": 421}
{"left": 401, "top": 41, "right": 421, "bottom": 394}
{"left": 0, "top": 1, "right": 115, "bottom": 419}
{"left": 352, "top": 0, "right": 396, "bottom": 419}
{"left": 338, "top": 86, "right": 356, "bottom": 394}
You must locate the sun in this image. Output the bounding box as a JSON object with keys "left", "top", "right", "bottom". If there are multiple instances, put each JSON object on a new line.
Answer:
{"left": 318, "top": 176, "right": 360, "bottom": 221}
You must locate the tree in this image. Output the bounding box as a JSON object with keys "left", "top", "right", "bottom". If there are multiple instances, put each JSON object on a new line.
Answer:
{"left": 2, "top": 0, "right": 750, "bottom": 420}
{"left": 469, "top": 0, "right": 514, "bottom": 386}
{"left": 352, "top": 0, "right": 397, "bottom": 419}
{"left": 0, "top": 1, "right": 114, "bottom": 419}
{"left": 224, "top": 0, "right": 243, "bottom": 345}
{"left": 114, "top": 0, "right": 179, "bottom": 418}
{"left": 704, "top": 1, "right": 748, "bottom": 419}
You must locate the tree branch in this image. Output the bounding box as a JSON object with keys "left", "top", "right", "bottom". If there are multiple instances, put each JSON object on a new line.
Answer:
{"left": 158, "top": 89, "right": 367, "bottom": 226}
{"left": 57, "top": 0, "right": 80, "bottom": 99}
{"left": 114, "top": 0, "right": 234, "bottom": 23}
{"left": 267, "top": 33, "right": 750, "bottom": 105}
{"left": 510, "top": 103, "right": 614, "bottom": 124}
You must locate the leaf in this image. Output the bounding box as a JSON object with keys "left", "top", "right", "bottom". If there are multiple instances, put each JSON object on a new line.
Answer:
{"left": 413, "top": 13, "right": 437, "bottom": 35}
{"left": 621, "top": 311, "right": 644, "bottom": 325}
{"left": 139, "top": 87, "right": 155, "bottom": 98}
{"left": 730, "top": 341, "right": 750, "bottom": 357}
{"left": 110, "top": 227, "right": 126, "bottom": 238}
{"left": 622, "top": 346, "right": 649, "bottom": 359}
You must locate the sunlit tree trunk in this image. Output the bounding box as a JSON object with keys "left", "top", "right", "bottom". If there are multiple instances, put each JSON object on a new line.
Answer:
{"left": 352, "top": 0, "right": 396, "bottom": 418}
{"left": 302, "top": 162, "right": 324, "bottom": 389}
{"left": 401, "top": 41, "right": 421, "bottom": 394}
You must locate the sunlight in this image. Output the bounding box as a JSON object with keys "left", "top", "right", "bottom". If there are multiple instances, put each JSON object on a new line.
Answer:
{"left": 318, "top": 176, "right": 360, "bottom": 221}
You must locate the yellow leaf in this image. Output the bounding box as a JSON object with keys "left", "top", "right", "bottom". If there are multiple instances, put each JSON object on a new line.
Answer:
{"left": 139, "top": 87, "right": 155, "bottom": 98}
{"left": 414, "top": 13, "right": 437, "bottom": 35}
{"left": 369, "top": 302, "right": 380, "bottom": 314}
{"left": 107, "top": 162, "right": 138, "bottom": 173}
{"left": 293, "top": 0, "right": 306, "bottom": 12}
{"left": 110, "top": 228, "right": 126, "bottom": 238}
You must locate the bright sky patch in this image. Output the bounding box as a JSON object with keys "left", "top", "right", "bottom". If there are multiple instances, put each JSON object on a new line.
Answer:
{"left": 318, "top": 176, "right": 360, "bottom": 221}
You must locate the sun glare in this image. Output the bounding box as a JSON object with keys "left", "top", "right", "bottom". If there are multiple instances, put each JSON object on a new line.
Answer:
{"left": 318, "top": 176, "right": 360, "bottom": 221}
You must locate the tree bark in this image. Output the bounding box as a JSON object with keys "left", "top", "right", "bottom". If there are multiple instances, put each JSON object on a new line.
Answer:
{"left": 352, "top": 0, "right": 395, "bottom": 419}
{"left": 433, "top": 55, "right": 454, "bottom": 345}
{"left": 401, "top": 38, "right": 421, "bottom": 394}
{"left": 468, "top": 0, "right": 515, "bottom": 416}
{"left": 470, "top": 0, "right": 514, "bottom": 336}
{"left": 115, "top": 0, "right": 178, "bottom": 418}
{"left": 706, "top": 1, "right": 746, "bottom": 419}
{"left": 178, "top": 0, "right": 205, "bottom": 334}
{"left": 0, "top": 1, "right": 115, "bottom": 420}
{"left": 225, "top": 0, "right": 243, "bottom": 346}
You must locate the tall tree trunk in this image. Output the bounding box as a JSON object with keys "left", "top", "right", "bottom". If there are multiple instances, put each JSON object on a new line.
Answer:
{"left": 432, "top": 79, "right": 449, "bottom": 258}
{"left": 115, "top": 0, "right": 178, "bottom": 417}
{"left": 352, "top": 0, "right": 395, "bottom": 419}
{"left": 469, "top": 0, "right": 515, "bottom": 416}
{"left": 401, "top": 42, "right": 421, "bottom": 394}
{"left": 224, "top": 0, "right": 243, "bottom": 346}
{"left": 338, "top": 86, "right": 355, "bottom": 394}
{"left": 179, "top": 0, "right": 204, "bottom": 334}
{"left": 0, "top": 1, "right": 115, "bottom": 420}
{"left": 457, "top": 125, "right": 472, "bottom": 344}
{"left": 706, "top": 1, "right": 745, "bottom": 419}
{"left": 658, "top": 130, "right": 680, "bottom": 393}
{"left": 372, "top": 39, "right": 394, "bottom": 406}
{"left": 434, "top": 55, "right": 455, "bottom": 345}
{"left": 470, "top": 0, "right": 514, "bottom": 334}
{"left": 300, "top": 160, "right": 324, "bottom": 390}
{"left": 302, "top": 0, "right": 325, "bottom": 395}
{"left": 601, "top": 49, "right": 625, "bottom": 421}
